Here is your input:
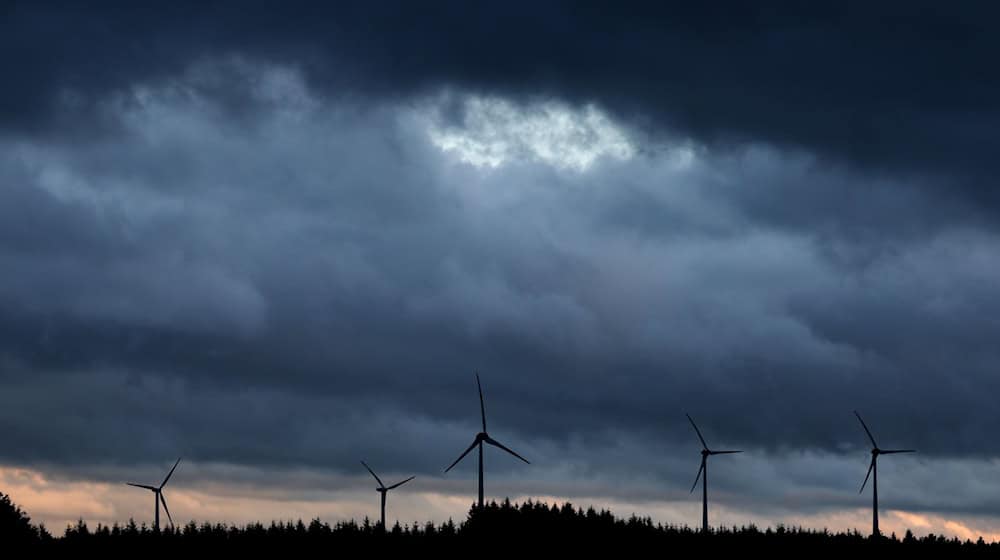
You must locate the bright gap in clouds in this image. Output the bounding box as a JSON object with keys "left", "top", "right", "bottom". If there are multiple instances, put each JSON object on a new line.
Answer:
{"left": 425, "top": 96, "right": 636, "bottom": 171}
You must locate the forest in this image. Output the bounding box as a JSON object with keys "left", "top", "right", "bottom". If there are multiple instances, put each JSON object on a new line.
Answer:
{"left": 2, "top": 491, "right": 997, "bottom": 554}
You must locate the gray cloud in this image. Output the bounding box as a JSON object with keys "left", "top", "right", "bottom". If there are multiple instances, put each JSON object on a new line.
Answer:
{"left": 1, "top": 52, "right": 999, "bottom": 527}
{"left": 4, "top": 2, "right": 1000, "bottom": 219}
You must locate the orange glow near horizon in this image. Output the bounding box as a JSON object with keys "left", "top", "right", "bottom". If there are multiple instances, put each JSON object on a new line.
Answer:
{"left": 3, "top": 465, "right": 999, "bottom": 542}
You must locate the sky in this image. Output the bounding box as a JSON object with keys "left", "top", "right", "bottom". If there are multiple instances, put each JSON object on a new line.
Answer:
{"left": 3, "top": 0, "right": 1000, "bottom": 540}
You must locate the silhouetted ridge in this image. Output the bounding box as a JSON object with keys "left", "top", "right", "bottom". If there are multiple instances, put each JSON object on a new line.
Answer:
{"left": 5, "top": 497, "right": 995, "bottom": 554}
{"left": 0, "top": 490, "right": 51, "bottom": 543}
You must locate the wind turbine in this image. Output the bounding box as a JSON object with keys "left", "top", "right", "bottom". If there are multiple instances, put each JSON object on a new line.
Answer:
{"left": 444, "top": 373, "right": 529, "bottom": 509}
{"left": 126, "top": 458, "right": 181, "bottom": 532}
{"left": 855, "top": 410, "right": 915, "bottom": 538}
{"left": 360, "top": 460, "right": 415, "bottom": 532}
{"left": 686, "top": 414, "right": 741, "bottom": 533}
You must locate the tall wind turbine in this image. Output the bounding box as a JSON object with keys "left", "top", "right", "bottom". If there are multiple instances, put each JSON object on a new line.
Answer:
{"left": 126, "top": 458, "right": 181, "bottom": 532}
{"left": 361, "top": 460, "right": 414, "bottom": 532}
{"left": 686, "top": 414, "right": 741, "bottom": 533}
{"left": 855, "top": 410, "right": 915, "bottom": 538}
{"left": 444, "top": 373, "right": 529, "bottom": 509}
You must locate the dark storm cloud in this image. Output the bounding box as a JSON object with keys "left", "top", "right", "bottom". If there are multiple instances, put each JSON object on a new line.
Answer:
{"left": 2, "top": 4, "right": 1000, "bottom": 525}
{"left": 4, "top": 1, "right": 1000, "bottom": 213}
{"left": 0, "top": 64, "right": 997, "bottom": 470}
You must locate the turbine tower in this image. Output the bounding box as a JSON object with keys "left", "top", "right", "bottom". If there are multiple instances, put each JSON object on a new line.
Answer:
{"left": 686, "top": 414, "right": 741, "bottom": 534}
{"left": 126, "top": 458, "right": 181, "bottom": 532}
{"left": 361, "top": 460, "right": 414, "bottom": 532}
{"left": 855, "top": 410, "right": 915, "bottom": 538}
{"left": 444, "top": 373, "right": 529, "bottom": 509}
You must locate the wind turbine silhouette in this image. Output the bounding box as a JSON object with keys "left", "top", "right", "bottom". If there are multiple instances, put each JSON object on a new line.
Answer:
{"left": 126, "top": 458, "right": 181, "bottom": 532}
{"left": 444, "top": 373, "right": 529, "bottom": 509}
{"left": 687, "top": 414, "right": 741, "bottom": 534}
{"left": 360, "top": 460, "right": 415, "bottom": 532}
{"left": 855, "top": 410, "right": 915, "bottom": 538}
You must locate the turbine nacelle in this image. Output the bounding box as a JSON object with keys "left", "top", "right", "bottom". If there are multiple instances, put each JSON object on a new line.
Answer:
{"left": 685, "top": 414, "right": 741, "bottom": 533}
{"left": 362, "top": 461, "right": 414, "bottom": 493}
{"left": 854, "top": 410, "right": 916, "bottom": 538}
{"left": 361, "top": 461, "right": 415, "bottom": 532}
{"left": 444, "top": 372, "right": 530, "bottom": 509}
{"left": 124, "top": 458, "right": 181, "bottom": 531}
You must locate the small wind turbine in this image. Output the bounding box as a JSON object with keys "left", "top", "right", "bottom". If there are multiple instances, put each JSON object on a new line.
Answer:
{"left": 687, "top": 414, "right": 741, "bottom": 533}
{"left": 444, "top": 373, "right": 529, "bottom": 509}
{"left": 126, "top": 458, "right": 181, "bottom": 532}
{"left": 360, "top": 460, "right": 414, "bottom": 532}
{"left": 855, "top": 410, "right": 915, "bottom": 538}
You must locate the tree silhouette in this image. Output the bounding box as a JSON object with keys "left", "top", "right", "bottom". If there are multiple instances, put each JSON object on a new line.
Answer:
{"left": 0, "top": 490, "right": 48, "bottom": 543}
{"left": 2, "top": 493, "right": 999, "bottom": 554}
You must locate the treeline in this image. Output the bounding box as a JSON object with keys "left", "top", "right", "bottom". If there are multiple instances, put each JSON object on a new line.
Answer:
{"left": 4, "top": 492, "right": 999, "bottom": 554}
{"left": 0, "top": 491, "right": 51, "bottom": 545}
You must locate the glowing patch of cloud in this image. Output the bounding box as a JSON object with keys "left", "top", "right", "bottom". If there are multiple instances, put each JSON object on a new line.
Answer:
{"left": 425, "top": 96, "right": 634, "bottom": 171}
{"left": 895, "top": 510, "right": 933, "bottom": 529}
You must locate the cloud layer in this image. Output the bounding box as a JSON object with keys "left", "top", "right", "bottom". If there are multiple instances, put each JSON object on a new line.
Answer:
{"left": 2, "top": 4, "right": 1000, "bottom": 538}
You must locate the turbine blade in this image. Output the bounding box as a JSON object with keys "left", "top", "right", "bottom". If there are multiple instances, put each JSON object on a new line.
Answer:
{"left": 686, "top": 413, "right": 709, "bottom": 450}
{"left": 690, "top": 458, "right": 705, "bottom": 493}
{"left": 859, "top": 457, "right": 875, "bottom": 493}
{"left": 881, "top": 449, "right": 916, "bottom": 454}
{"left": 159, "top": 492, "right": 174, "bottom": 528}
{"left": 387, "top": 476, "right": 415, "bottom": 490}
{"left": 710, "top": 450, "right": 743, "bottom": 455}
{"left": 854, "top": 411, "right": 878, "bottom": 448}
{"left": 483, "top": 436, "right": 530, "bottom": 464}
{"left": 477, "top": 372, "right": 487, "bottom": 432}
{"left": 160, "top": 457, "right": 181, "bottom": 488}
{"left": 444, "top": 439, "right": 479, "bottom": 472}
{"left": 126, "top": 483, "right": 157, "bottom": 491}
{"left": 360, "top": 460, "right": 385, "bottom": 488}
